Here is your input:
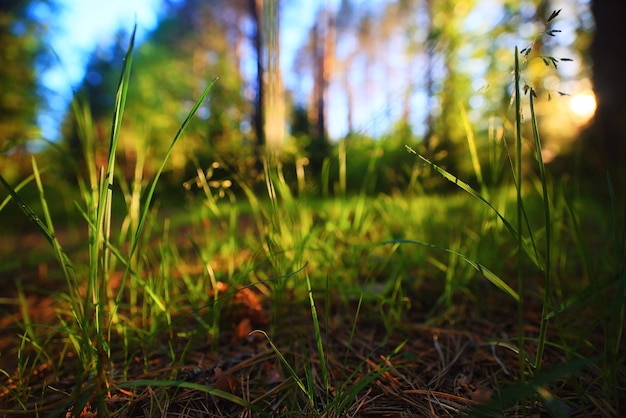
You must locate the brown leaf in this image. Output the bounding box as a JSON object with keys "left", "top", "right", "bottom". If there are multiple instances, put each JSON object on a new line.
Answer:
{"left": 234, "top": 287, "right": 266, "bottom": 319}
{"left": 234, "top": 317, "right": 253, "bottom": 341}
{"left": 468, "top": 386, "right": 492, "bottom": 403}
{"left": 213, "top": 367, "right": 239, "bottom": 394}
{"left": 263, "top": 362, "right": 284, "bottom": 388}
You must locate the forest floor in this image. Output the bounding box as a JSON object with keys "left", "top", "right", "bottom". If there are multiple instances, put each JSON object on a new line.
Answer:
{"left": 0, "top": 220, "right": 622, "bottom": 417}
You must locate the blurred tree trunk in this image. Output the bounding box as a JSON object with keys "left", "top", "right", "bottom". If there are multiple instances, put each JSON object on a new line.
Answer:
{"left": 310, "top": 9, "right": 333, "bottom": 145}
{"left": 250, "top": 0, "right": 266, "bottom": 151}
{"left": 589, "top": 0, "right": 626, "bottom": 169}
{"left": 263, "top": 0, "right": 285, "bottom": 151}
{"left": 334, "top": 0, "right": 357, "bottom": 135}
{"left": 307, "top": 7, "right": 333, "bottom": 172}
{"left": 250, "top": 0, "right": 284, "bottom": 153}
{"left": 423, "top": 0, "right": 435, "bottom": 150}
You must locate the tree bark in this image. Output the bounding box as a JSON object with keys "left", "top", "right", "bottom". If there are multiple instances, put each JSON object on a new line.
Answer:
{"left": 264, "top": 0, "right": 284, "bottom": 150}
{"left": 589, "top": 0, "right": 626, "bottom": 169}
{"left": 250, "top": 0, "right": 266, "bottom": 149}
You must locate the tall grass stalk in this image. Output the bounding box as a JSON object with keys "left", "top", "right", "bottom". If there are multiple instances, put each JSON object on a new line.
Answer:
{"left": 90, "top": 25, "right": 136, "bottom": 410}
{"left": 459, "top": 102, "right": 485, "bottom": 197}
{"left": 305, "top": 272, "right": 329, "bottom": 403}
{"left": 527, "top": 83, "right": 552, "bottom": 373}
{"left": 513, "top": 46, "right": 527, "bottom": 386}
{"left": 104, "top": 70, "right": 218, "bottom": 343}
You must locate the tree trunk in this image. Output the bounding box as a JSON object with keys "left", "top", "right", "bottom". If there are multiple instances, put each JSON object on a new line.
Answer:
{"left": 309, "top": 10, "right": 332, "bottom": 142}
{"left": 423, "top": 0, "right": 435, "bottom": 150}
{"left": 250, "top": 0, "right": 265, "bottom": 150}
{"left": 588, "top": 0, "right": 626, "bottom": 169}
{"left": 263, "top": 0, "right": 285, "bottom": 151}
{"left": 308, "top": 9, "right": 333, "bottom": 172}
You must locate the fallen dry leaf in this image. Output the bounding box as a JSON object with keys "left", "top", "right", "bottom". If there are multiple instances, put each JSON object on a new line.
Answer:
{"left": 263, "top": 362, "right": 284, "bottom": 389}
{"left": 213, "top": 367, "right": 239, "bottom": 394}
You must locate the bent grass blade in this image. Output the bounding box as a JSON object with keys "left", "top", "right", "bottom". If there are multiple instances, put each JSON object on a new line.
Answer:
{"left": 387, "top": 238, "right": 519, "bottom": 301}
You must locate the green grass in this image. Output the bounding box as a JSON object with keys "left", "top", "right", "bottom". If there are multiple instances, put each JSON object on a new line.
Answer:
{"left": 1, "top": 18, "right": 625, "bottom": 418}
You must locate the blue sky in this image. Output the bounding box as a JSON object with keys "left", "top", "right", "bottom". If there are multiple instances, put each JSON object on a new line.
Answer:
{"left": 34, "top": 0, "right": 164, "bottom": 140}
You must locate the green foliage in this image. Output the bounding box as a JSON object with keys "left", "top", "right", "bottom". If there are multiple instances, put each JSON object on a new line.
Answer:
{"left": 0, "top": 1, "right": 50, "bottom": 162}
{"left": 61, "top": 2, "right": 251, "bottom": 190}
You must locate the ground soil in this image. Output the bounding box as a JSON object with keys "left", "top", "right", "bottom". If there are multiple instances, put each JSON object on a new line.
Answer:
{"left": 0, "top": 226, "right": 623, "bottom": 417}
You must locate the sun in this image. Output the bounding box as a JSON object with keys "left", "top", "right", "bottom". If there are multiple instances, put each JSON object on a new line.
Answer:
{"left": 569, "top": 92, "right": 596, "bottom": 123}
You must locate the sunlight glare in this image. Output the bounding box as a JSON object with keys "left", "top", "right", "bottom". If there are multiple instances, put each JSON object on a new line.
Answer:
{"left": 569, "top": 92, "right": 596, "bottom": 123}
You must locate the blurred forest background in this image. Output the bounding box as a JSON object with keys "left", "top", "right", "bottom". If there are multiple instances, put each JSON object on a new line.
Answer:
{"left": 1, "top": 0, "right": 624, "bottom": 204}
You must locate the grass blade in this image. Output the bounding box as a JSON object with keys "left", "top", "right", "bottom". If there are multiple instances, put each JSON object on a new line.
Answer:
{"left": 130, "top": 77, "right": 219, "bottom": 259}
{"left": 387, "top": 239, "right": 519, "bottom": 301}
{"left": 405, "top": 145, "right": 542, "bottom": 269}
{"left": 528, "top": 87, "right": 552, "bottom": 373}
{"left": 305, "top": 272, "right": 329, "bottom": 398}
{"left": 250, "top": 329, "right": 311, "bottom": 404}
{"left": 406, "top": 146, "right": 513, "bottom": 232}
{"left": 459, "top": 102, "right": 484, "bottom": 192}
{"left": 114, "top": 379, "right": 262, "bottom": 412}
{"left": 0, "top": 172, "right": 53, "bottom": 245}
{"left": 513, "top": 46, "right": 527, "bottom": 386}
